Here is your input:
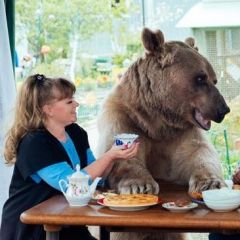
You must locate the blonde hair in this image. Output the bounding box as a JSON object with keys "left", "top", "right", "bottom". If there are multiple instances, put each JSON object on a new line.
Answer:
{"left": 4, "top": 74, "right": 76, "bottom": 164}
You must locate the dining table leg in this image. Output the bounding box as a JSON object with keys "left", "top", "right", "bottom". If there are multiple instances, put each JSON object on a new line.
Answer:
{"left": 44, "top": 224, "right": 61, "bottom": 240}
{"left": 99, "top": 226, "right": 110, "bottom": 240}
{"left": 46, "top": 231, "right": 59, "bottom": 240}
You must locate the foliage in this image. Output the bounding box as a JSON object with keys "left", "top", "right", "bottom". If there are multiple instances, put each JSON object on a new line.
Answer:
{"left": 30, "top": 62, "right": 68, "bottom": 78}
{"left": 209, "top": 96, "right": 240, "bottom": 176}
{"left": 77, "top": 57, "right": 96, "bottom": 79}
{"left": 126, "top": 42, "right": 142, "bottom": 56}
{"left": 112, "top": 33, "right": 143, "bottom": 67}
{"left": 112, "top": 54, "right": 127, "bottom": 66}
{"left": 16, "top": 0, "right": 70, "bottom": 62}
{"left": 16, "top": 58, "right": 70, "bottom": 84}
{"left": 16, "top": 0, "right": 134, "bottom": 64}
{"left": 210, "top": 96, "right": 240, "bottom": 141}
{"left": 76, "top": 76, "right": 97, "bottom": 91}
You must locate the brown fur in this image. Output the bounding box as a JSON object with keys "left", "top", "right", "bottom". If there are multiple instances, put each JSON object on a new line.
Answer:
{"left": 96, "top": 28, "right": 230, "bottom": 240}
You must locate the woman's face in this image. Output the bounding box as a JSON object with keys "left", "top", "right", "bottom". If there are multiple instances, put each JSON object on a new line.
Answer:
{"left": 43, "top": 96, "right": 79, "bottom": 127}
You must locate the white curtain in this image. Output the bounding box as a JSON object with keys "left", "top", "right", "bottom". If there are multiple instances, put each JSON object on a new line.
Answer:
{"left": 0, "top": 0, "right": 16, "bottom": 147}
{"left": 0, "top": 1, "right": 16, "bottom": 222}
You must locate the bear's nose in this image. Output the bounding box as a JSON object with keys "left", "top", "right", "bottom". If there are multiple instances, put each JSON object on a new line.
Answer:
{"left": 219, "top": 104, "right": 230, "bottom": 115}
{"left": 216, "top": 104, "right": 230, "bottom": 123}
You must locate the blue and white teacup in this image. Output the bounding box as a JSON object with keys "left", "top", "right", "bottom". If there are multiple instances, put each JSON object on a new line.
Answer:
{"left": 114, "top": 133, "right": 139, "bottom": 148}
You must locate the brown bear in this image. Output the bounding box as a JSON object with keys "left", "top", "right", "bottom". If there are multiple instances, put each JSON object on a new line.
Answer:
{"left": 96, "top": 28, "right": 230, "bottom": 239}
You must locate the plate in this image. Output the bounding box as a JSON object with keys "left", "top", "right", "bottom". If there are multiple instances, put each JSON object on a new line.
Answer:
{"left": 162, "top": 202, "right": 198, "bottom": 213}
{"left": 97, "top": 198, "right": 158, "bottom": 211}
{"left": 191, "top": 198, "right": 205, "bottom": 205}
{"left": 92, "top": 191, "right": 117, "bottom": 201}
{"left": 188, "top": 192, "right": 205, "bottom": 205}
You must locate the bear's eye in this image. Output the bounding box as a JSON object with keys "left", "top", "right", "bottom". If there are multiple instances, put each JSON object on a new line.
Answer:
{"left": 195, "top": 73, "right": 207, "bottom": 86}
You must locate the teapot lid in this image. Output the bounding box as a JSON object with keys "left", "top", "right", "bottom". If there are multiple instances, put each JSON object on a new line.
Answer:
{"left": 71, "top": 164, "right": 88, "bottom": 179}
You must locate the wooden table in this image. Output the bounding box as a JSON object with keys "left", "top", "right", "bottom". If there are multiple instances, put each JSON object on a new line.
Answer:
{"left": 20, "top": 182, "right": 240, "bottom": 240}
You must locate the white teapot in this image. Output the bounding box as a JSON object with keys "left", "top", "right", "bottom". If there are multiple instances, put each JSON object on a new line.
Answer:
{"left": 59, "top": 164, "right": 101, "bottom": 206}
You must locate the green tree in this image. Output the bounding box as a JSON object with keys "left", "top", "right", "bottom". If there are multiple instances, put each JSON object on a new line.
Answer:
{"left": 16, "top": 0, "right": 136, "bottom": 79}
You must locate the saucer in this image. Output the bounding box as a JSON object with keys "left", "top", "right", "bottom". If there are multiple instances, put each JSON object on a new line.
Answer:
{"left": 162, "top": 202, "right": 198, "bottom": 213}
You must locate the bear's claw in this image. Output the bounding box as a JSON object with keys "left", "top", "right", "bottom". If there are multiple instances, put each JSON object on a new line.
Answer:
{"left": 189, "top": 175, "right": 226, "bottom": 193}
{"left": 117, "top": 178, "right": 159, "bottom": 195}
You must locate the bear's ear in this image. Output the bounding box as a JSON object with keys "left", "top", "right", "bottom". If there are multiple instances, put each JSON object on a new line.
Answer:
{"left": 141, "top": 28, "right": 164, "bottom": 53}
{"left": 185, "top": 37, "right": 199, "bottom": 51}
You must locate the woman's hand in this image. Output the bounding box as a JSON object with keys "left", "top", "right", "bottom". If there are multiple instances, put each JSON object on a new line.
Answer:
{"left": 107, "top": 142, "right": 140, "bottom": 161}
{"left": 83, "top": 142, "right": 140, "bottom": 179}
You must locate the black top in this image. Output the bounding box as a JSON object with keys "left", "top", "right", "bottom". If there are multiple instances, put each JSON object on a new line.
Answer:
{"left": 0, "top": 123, "right": 89, "bottom": 240}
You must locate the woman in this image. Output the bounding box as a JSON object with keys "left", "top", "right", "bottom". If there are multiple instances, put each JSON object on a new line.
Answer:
{"left": 0, "top": 74, "right": 139, "bottom": 240}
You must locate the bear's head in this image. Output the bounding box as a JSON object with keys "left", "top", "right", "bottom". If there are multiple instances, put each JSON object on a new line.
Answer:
{"left": 120, "top": 28, "right": 230, "bottom": 133}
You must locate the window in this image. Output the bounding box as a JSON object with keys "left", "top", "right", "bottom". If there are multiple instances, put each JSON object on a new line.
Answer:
{"left": 1, "top": 3, "right": 240, "bottom": 237}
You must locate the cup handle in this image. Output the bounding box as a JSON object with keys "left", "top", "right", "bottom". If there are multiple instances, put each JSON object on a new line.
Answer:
{"left": 59, "top": 179, "right": 68, "bottom": 196}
